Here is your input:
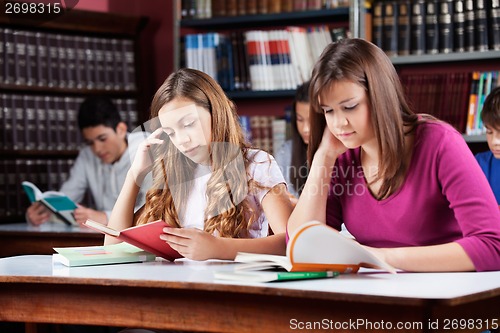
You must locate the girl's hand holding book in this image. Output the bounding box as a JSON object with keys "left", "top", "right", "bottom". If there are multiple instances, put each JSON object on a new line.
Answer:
{"left": 160, "top": 227, "right": 222, "bottom": 261}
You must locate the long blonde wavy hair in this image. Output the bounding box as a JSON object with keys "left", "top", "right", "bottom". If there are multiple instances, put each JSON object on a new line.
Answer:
{"left": 136, "top": 68, "right": 261, "bottom": 238}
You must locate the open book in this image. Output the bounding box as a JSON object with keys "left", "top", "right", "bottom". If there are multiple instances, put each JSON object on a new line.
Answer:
{"left": 22, "top": 181, "right": 78, "bottom": 225}
{"left": 83, "top": 219, "right": 183, "bottom": 261}
{"left": 234, "top": 221, "right": 397, "bottom": 274}
{"left": 53, "top": 242, "right": 156, "bottom": 267}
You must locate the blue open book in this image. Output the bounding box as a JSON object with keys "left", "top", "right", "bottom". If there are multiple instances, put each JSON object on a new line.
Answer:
{"left": 22, "top": 181, "right": 78, "bottom": 225}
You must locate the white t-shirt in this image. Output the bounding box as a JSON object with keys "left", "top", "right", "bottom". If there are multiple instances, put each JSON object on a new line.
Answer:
{"left": 178, "top": 149, "right": 285, "bottom": 238}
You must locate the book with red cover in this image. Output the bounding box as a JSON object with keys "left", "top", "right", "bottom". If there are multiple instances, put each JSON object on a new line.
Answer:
{"left": 84, "top": 219, "right": 183, "bottom": 261}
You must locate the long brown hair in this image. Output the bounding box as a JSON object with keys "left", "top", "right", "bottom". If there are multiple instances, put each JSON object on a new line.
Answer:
{"left": 290, "top": 81, "right": 310, "bottom": 195}
{"left": 308, "top": 38, "right": 420, "bottom": 199}
{"left": 137, "top": 68, "right": 259, "bottom": 237}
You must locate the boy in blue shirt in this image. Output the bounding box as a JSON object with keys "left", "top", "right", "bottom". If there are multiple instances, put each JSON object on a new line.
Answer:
{"left": 475, "top": 86, "right": 500, "bottom": 207}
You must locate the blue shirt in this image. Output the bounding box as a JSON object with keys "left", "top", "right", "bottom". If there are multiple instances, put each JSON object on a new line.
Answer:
{"left": 475, "top": 150, "right": 500, "bottom": 204}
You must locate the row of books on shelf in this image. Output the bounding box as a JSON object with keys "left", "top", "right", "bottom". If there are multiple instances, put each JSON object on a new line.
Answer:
{"left": 399, "top": 70, "right": 499, "bottom": 136}
{"left": 183, "top": 26, "right": 348, "bottom": 92}
{"left": 181, "top": 0, "right": 349, "bottom": 19}
{"left": 0, "top": 158, "right": 75, "bottom": 218}
{"left": 0, "top": 27, "right": 136, "bottom": 91}
{"left": 239, "top": 114, "right": 289, "bottom": 155}
{"left": 372, "top": 0, "right": 500, "bottom": 57}
{"left": 0, "top": 94, "right": 139, "bottom": 151}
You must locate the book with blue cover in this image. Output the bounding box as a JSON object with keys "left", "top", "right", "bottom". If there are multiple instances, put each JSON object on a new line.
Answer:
{"left": 22, "top": 181, "right": 78, "bottom": 225}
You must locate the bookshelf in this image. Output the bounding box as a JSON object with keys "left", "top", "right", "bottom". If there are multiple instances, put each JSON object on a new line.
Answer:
{"left": 175, "top": 0, "right": 361, "bottom": 103}
{"left": 0, "top": 8, "right": 147, "bottom": 223}
{"left": 369, "top": 0, "right": 500, "bottom": 144}
{"left": 175, "top": 0, "right": 362, "bottom": 154}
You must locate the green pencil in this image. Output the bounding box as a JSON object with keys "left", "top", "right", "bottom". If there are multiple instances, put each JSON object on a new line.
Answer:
{"left": 274, "top": 271, "right": 340, "bottom": 281}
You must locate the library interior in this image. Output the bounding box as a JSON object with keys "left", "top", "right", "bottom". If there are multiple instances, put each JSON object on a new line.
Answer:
{"left": 0, "top": 0, "right": 500, "bottom": 333}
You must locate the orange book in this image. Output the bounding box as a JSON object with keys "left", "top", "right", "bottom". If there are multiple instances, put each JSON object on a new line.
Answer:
{"left": 234, "top": 221, "right": 397, "bottom": 274}
{"left": 466, "top": 71, "right": 480, "bottom": 135}
{"left": 84, "top": 219, "right": 182, "bottom": 261}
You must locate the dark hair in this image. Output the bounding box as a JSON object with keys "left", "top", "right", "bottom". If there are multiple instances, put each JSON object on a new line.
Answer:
{"left": 77, "top": 96, "right": 122, "bottom": 131}
{"left": 290, "top": 81, "right": 310, "bottom": 195}
{"left": 309, "top": 38, "right": 419, "bottom": 199}
{"left": 481, "top": 86, "right": 500, "bottom": 128}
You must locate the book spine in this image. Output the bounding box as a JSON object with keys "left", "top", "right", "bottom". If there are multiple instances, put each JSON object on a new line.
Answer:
{"left": 83, "top": 37, "right": 95, "bottom": 90}
{"left": 35, "top": 32, "right": 49, "bottom": 87}
{"left": 410, "top": 0, "right": 426, "bottom": 55}
{"left": 34, "top": 96, "right": 47, "bottom": 150}
{"left": 55, "top": 97, "right": 67, "bottom": 150}
{"left": 24, "top": 96, "right": 37, "bottom": 151}
{"left": 25, "top": 31, "right": 37, "bottom": 86}
{"left": 3, "top": 94, "right": 13, "bottom": 150}
{"left": 0, "top": 161, "right": 5, "bottom": 217}
{"left": 373, "top": 1, "right": 384, "bottom": 49}
{"left": 397, "top": 0, "right": 411, "bottom": 56}
{"left": 4, "top": 28, "right": 15, "bottom": 85}
{"left": 0, "top": 94, "right": 6, "bottom": 150}
{"left": 0, "top": 28, "right": 4, "bottom": 84}
{"left": 127, "top": 99, "right": 138, "bottom": 130}
{"left": 111, "top": 39, "right": 124, "bottom": 90}
{"left": 463, "top": 0, "right": 475, "bottom": 52}
{"left": 93, "top": 37, "right": 106, "bottom": 90}
{"left": 382, "top": 1, "right": 398, "bottom": 57}
{"left": 438, "top": 0, "right": 454, "bottom": 53}
{"left": 47, "top": 33, "right": 59, "bottom": 88}
{"left": 466, "top": 71, "right": 480, "bottom": 135}
{"left": 12, "top": 95, "right": 23, "bottom": 150}
{"left": 122, "top": 39, "right": 136, "bottom": 91}
{"left": 425, "top": 0, "right": 439, "bottom": 54}
{"left": 475, "top": 0, "right": 489, "bottom": 51}
{"left": 281, "top": 0, "right": 293, "bottom": 12}
{"left": 490, "top": 0, "right": 500, "bottom": 51}
{"left": 453, "top": 0, "right": 465, "bottom": 53}
{"left": 247, "top": 0, "right": 257, "bottom": 15}
{"left": 64, "top": 35, "right": 77, "bottom": 89}
{"left": 65, "top": 97, "right": 78, "bottom": 150}
{"left": 57, "top": 34, "right": 68, "bottom": 89}
{"left": 14, "top": 31, "right": 28, "bottom": 86}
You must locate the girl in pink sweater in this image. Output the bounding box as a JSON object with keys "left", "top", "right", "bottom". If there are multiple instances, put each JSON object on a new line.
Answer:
{"left": 288, "top": 38, "right": 500, "bottom": 272}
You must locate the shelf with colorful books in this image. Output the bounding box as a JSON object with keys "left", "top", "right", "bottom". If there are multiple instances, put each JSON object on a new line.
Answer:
{"left": 0, "top": 7, "right": 147, "bottom": 223}
{"left": 175, "top": 0, "right": 362, "bottom": 153}
{"left": 178, "top": 11, "right": 352, "bottom": 96}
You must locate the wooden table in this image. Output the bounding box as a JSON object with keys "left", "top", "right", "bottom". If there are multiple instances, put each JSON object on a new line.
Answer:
{"left": 0, "top": 255, "right": 499, "bottom": 332}
{"left": 0, "top": 222, "right": 103, "bottom": 257}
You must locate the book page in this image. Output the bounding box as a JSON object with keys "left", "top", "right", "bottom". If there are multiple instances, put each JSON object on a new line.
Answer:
{"left": 234, "top": 252, "right": 292, "bottom": 271}
{"left": 84, "top": 219, "right": 120, "bottom": 237}
{"left": 288, "top": 221, "right": 396, "bottom": 273}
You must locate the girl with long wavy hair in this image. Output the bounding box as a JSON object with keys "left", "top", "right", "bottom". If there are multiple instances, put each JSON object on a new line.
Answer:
{"left": 288, "top": 38, "right": 500, "bottom": 272}
{"left": 105, "top": 68, "right": 292, "bottom": 260}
